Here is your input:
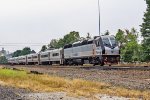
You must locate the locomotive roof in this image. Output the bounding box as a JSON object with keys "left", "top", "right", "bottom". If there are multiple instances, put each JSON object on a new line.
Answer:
{"left": 27, "top": 53, "right": 37, "bottom": 56}
{"left": 18, "top": 56, "right": 26, "bottom": 58}
{"left": 72, "top": 41, "right": 82, "bottom": 45}
{"left": 101, "top": 35, "right": 115, "bottom": 38}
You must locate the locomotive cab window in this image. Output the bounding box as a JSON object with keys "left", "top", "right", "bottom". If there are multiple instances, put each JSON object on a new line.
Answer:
{"left": 87, "top": 40, "right": 93, "bottom": 44}
{"left": 64, "top": 44, "right": 72, "bottom": 49}
{"left": 102, "top": 37, "right": 111, "bottom": 46}
{"left": 73, "top": 43, "right": 81, "bottom": 47}
{"left": 81, "top": 40, "right": 88, "bottom": 45}
{"left": 64, "top": 45, "right": 67, "bottom": 49}
{"left": 96, "top": 40, "right": 100, "bottom": 47}
{"left": 96, "top": 41, "right": 100, "bottom": 47}
{"left": 110, "top": 37, "right": 117, "bottom": 46}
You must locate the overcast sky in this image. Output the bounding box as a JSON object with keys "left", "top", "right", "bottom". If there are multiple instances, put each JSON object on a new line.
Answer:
{"left": 0, "top": 0, "right": 147, "bottom": 52}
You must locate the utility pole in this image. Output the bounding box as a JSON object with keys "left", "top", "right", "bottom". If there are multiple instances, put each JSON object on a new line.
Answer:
{"left": 98, "top": 0, "right": 101, "bottom": 36}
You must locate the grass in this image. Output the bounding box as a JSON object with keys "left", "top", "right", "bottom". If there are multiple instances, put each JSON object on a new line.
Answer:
{"left": 0, "top": 68, "right": 149, "bottom": 99}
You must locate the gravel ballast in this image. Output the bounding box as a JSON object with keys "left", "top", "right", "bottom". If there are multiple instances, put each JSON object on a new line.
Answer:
{"left": 0, "top": 86, "right": 29, "bottom": 100}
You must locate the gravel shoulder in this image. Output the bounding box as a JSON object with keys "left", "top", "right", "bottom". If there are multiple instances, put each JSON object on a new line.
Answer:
{"left": 0, "top": 86, "right": 131, "bottom": 100}
{"left": 0, "top": 85, "right": 29, "bottom": 100}
{"left": 21, "top": 92, "right": 131, "bottom": 100}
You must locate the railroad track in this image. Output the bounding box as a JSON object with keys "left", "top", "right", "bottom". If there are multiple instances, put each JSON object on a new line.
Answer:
{"left": 80, "top": 66, "right": 150, "bottom": 70}
{"left": 3, "top": 65, "right": 150, "bottom": 71}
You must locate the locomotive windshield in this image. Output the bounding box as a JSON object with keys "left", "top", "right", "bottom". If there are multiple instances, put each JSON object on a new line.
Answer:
{"left": 102, "top": 36, "right": 118, "bottom": 48}
{"left": 109, "top": 37, "right": 118, "bottom": 47}
{"left": 102, "top": 37, "right": 111, "bottom": 47}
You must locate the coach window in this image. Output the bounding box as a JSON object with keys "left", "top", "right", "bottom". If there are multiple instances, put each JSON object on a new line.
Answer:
{"left": 41, "top": 55, "right": 48, "bottom": 58}
{"left": 53, "top": 53, "right": 59, "bottom": 57}
{"left": 28, "top": 57, "right": 32, "bottom": 59}
{"left": 33, "top": 56, "right": 37, "bottom": 59}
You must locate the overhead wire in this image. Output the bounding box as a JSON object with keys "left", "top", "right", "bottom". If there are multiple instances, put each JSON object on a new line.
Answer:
{"left": 0, "top": 43, "right": 49, "bottom": 46}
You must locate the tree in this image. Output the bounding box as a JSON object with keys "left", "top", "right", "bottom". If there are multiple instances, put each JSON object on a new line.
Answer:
{"left": 12, "top": 47, "right": 35, "bottom": 57}
{"left": 41, "top": 45, "right": 47, "bottom": 52}
{"left": 140, "top": 0, "right": 150, "bottom": 37}
{"left": 21, "top": 47, "right": 31, "bottom": 55}
{"left": 57, "top": 39, "right": 65, "bottom": 48}
{"left": 48, "top": 39, "right": 58, "bottom": 49}
{"left": 140, "top": 0, "right": 150, "bottom": 62}
{"left": 86, "top": 33, "right": 91, "bottom": 39}
{"left": 142, "top": 38, "right": 150, "bottom": 62}
{"left": 31, "top": 50, "right": 36, "bottom": 54}
{"left": 115, "top": 28, "right": 141, "bottom": 62}
{"left": 0, "top": 56, "right": 8, "bottom": 64}
{"left": 48, "top": 31, "right": 80, "bottom": 49}
{"left": 104, "top": 30, "right": 110, "bottom": 35}
{"left": 12, "top": 50, "right": 22, "bottom": 57}
{"left": 63, "top": 31, "right": 80, "bottom": 45}
{"left": 115, "top": 29, "right": 126, "bottom": 48}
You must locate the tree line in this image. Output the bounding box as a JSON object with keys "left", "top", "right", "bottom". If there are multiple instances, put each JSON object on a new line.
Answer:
{"left": 12, "top": 47, "right": 36, "bottom": 57}
{"left": 41, "top": 31, "right": 81, "bottom": 52}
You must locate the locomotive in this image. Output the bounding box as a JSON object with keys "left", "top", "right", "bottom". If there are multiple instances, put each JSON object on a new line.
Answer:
{"left": 8, "top": 35, "right": 120, "bottom": 66}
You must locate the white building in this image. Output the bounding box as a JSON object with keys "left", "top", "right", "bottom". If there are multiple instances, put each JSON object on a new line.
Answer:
{"left": 0, "top": 48, "right": 12, "bottom": 59}
{"left": 0, "top": 48, "right": 7, "bottom": 57}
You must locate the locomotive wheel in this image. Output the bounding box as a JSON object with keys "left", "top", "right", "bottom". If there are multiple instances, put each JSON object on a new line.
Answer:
{"left": 100, "top": 61, "right": 104, "bottom": 66}
{"left": 64, "top": 60, "right": 68, "bottom": 66}
{"left": 68, "top": 59, "right": 73, "bottom": 66}
{"left": 80, "top": 59, "right": 84, "bottom": 66}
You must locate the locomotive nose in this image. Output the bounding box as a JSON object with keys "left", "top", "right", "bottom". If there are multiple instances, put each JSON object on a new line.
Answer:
{"left": 111, "top": 46, "right": 116, "bottom": 49}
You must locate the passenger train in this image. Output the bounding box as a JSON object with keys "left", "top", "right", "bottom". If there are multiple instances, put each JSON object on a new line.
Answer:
{"left": 8, "top": 35, "right": 120, "bottom": 66}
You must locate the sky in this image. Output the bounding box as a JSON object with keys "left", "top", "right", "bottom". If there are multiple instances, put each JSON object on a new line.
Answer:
{"left": 0, "top": 0, "right": 147, "bottom": 52}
